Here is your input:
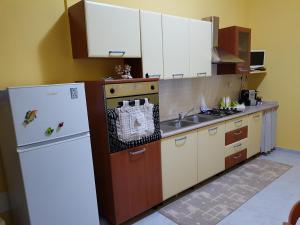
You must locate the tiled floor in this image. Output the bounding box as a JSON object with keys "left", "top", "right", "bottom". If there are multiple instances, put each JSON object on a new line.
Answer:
{"left": 101, "top": 148, "right": 300, "bottom": 225}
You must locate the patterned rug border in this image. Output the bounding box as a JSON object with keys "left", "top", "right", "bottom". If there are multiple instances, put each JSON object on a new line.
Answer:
{"left": 159, "top": 159, "right": 292, "bottom": 225}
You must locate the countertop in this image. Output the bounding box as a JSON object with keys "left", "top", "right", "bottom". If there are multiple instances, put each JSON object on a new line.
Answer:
{"left": 160, "top": 101, "right": 279, "bottom": 138}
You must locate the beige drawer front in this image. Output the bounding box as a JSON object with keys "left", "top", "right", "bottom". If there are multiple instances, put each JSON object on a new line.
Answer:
{"left": 161, "top": 130, "right": 198, "bottom": 200}
{"left": 225, "top": 138, "right": 248, "bottom": 157}
{"left": 225, "top": 116, "right": 248, "bottom": 132}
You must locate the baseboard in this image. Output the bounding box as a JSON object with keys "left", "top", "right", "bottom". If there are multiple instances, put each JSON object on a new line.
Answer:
{"left": 274, "top": 147, "right": 300, "bottom": 153}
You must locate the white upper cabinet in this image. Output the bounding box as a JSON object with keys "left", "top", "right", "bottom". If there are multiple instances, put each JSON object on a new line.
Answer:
{"left": 162, "top": 14, "right": 190, "bottom": 79}
{"left": 84, "top": 1, "right": 141, "bottom": 58}
{"left": 189, "top": 19, "right": 212, "bottom": 77}
{"left": 140, "top": 10, "right": 164, "bottom": 78}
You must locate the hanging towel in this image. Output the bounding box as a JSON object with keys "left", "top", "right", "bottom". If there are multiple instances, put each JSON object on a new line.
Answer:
{"left": 142, "top": 98, "right": 155, "bottom": 135}
{"left": 115, "top": 101, "right": 132, "bottom": 141}
{"left": 106, "top": 104, "right": 161, "bottom": 153}
{"left": 115, "top": 98, "right": 156, "bottom": 142}
{"left": 129, "top": 100, "right": 147, "bottom": 137}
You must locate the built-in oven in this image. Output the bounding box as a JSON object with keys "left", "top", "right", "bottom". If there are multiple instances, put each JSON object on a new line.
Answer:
{"left": 104, "top": 81, "right": 161, "bottom": 153}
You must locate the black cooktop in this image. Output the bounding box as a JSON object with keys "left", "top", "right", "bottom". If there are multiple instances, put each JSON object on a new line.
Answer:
{"left": 200, "top": 108, "right": 241, "bottom": 117}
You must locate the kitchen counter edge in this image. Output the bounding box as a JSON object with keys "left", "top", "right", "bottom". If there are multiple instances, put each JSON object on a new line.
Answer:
{"left": 160, "top": 101, "right": 279, "bottom": 139}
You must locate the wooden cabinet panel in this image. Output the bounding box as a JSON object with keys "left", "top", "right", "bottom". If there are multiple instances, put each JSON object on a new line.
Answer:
{"left": 248, "top": 112, "right": 262, "bottom": 158}
{"left": 110, "top": 141, "right": 162, "bottom": 224}
{"left": 162, "top": 14, "right": 189, "bottom": 79}
{"left": 225, "top": 126, "right": 248, "bottom": 145}
{"left": 189, "top": 19, "right": 212, "bottom": 77}
{"left": 218, "top": 26, "right": 251, "bottom": 75}
{"left": 140, "top": 10, "right": 164, "bottom": 78}
{"left": 161, "top": 131, "right": 198, "bottom": 200}
{"left": 225, "top": 149, "right": 247, "bottom": 169}
{"left": 197, "top": 123, "right": 225, "bottom": 183}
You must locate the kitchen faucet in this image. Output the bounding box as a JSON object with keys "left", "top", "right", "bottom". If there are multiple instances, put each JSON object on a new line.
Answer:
{"left": 178, "top": 107, "right": 195, "bottom": 122}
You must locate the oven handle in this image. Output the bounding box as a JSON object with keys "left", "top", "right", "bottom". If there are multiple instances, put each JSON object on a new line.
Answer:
{"left": 129, "top": 149, "right": 146, "bottom": 156}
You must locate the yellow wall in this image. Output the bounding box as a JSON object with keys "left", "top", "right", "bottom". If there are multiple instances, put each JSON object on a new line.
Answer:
{"left": 0, "top": 1, "right": 249, "bottom": 223}
{"left": 1, "top": 0, "right": 299, "bottom": 223}
{"left": 2, "top": 0, "right": 298, "bottom": 223}
{"left": 247, "top": 0, "right": 300, "bottom": 150}
{"left": 0, "top": 0, "right": 249, "bottom": 89}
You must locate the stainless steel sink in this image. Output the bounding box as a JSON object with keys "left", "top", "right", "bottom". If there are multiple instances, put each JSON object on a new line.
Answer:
{"left": 160, "top": 114, "right": 217, "bottom": 133}
{"left": 184, "top": 114, "right": 213, "bottom": 123}
{"left": 162, "top": 120, "right": 196, "bottom": 129}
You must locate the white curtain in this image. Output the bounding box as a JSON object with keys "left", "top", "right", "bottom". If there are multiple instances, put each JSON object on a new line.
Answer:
{"left": 261, "top": 109, "right": 277, "bottom": 153}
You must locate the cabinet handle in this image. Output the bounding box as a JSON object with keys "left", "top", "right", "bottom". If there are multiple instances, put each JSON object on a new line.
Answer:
{"left": 175, "top": 136, "right": 187, "bottom": 143}
{"left": 172, "top": 74, "right": 184, "bottom": 78}
{"left": 234, "top": 143, "right": 242, "bottom": 148}
{"left": 129, "top": 149, "right": 146, "bottom": 156}
{"left": 108, "top": 51, "right": 126, "bottom": 56}
{"left": 234, "top": 130, "right": 242, "bottom": 136}
{"left": 233, "top": 153, "right": 242, "bottom": 159}
{"left": 234, "top": 120, "right": 243, "bottom": 127}
{"left": 197, "top": 72, "right": 207, "bottom": 77}
{"left": 208, "top": 127, "right": 218, "bottom": 135}
{"left": 146, "top": 73, "right": 161, "bottom": 78}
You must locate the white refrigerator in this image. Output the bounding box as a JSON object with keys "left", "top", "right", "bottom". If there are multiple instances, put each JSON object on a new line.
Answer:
{"left": 0, "top": 83, "right": 100, "bottom": 225}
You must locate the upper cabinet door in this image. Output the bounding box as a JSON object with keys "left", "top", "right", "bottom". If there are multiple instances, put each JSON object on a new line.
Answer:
{"left": 189, "top": 19, "right": 212, "bottom": 77}
{"left": 84, "top": 1, "right": 141, "bottom": 58}
{"left": 140, "top": 10, "right": 164, "bottom": 79}
{"left": 162, "top": 15, "right": 189, "bottom": 79}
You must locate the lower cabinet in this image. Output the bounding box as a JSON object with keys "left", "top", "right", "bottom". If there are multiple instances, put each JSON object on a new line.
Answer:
{"left": 161, "top": 113, "right": 264, "bottom": 201}
{"left": 197, "top": 122, "right": 225, "bottom": 182}
{"left": 161, "top": 130, "right": 198, "bottom": 200}
{"left": 110, "top": 141, "right": 162, "bottom": 225}
{"left": 248, "top": 112, "right": 263, "bottom": 158}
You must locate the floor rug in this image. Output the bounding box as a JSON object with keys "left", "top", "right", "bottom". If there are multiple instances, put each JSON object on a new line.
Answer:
{"left": 159, "top": 159, "right": 291, "bottom": 225}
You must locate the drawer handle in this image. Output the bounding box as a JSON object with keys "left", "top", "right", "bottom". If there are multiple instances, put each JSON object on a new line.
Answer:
{"left": 175, "top": 136, "right": 187, "bottom": 143}
{"left": 172, "top": 74, "right": 184, "bottom": 78}
{"left": 129, "top": 149, "right": 146, "bottom": 156}
{"left": 146, "top": 74, "right": 161, "bottom": 78}
{"left": 234, "top": 143, "right": 242, "bottom": 148}
{"left": 109, "top": 50, "right": 126, "bottom": 56}
{"left": 233, "top": 153, "right": 242, "bottom": 159}
{"left": 197, "top": 72, "right": 207, "bottom": 77}
{"left": 234, "top": 120, "right": 243, "bottom": 127}
{"left": 234, "top": 131, "right": 242, "bottom": 136}
{"left": 238, "top": 68, "right": 249, "bottom": 72}
{"left": 208, "top": 127, "right": 218, "bottom": 135}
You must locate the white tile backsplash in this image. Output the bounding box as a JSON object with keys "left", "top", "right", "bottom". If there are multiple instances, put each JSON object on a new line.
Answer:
{"left": 159, "top": 75, "right": 242, "bottom": 121}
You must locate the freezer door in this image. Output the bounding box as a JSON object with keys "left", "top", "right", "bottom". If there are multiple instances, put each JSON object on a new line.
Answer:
{"left": 9, "top": 83, "right": 89, "bottom": 146}
{"left": 18, "top": 134, "right": 99, "bottom": 225}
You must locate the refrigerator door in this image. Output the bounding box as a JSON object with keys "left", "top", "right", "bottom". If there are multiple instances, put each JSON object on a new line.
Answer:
{"left": 18, "top": 134, "right": 99, "bottom": 225}
{"left": 8, "top": 83, "right": 89, "bottom": 146}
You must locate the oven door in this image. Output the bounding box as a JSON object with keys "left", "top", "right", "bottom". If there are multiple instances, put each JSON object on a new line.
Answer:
{"left": 105, "top": 94, "right": 160, "bottom": 153}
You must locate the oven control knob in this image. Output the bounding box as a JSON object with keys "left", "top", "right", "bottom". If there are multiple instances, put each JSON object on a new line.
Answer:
{"left": 150, "top": 85, "right": 155, "bottom": 90}
{"left": 110, "top": 88, "right": 115, "bottom": 94}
